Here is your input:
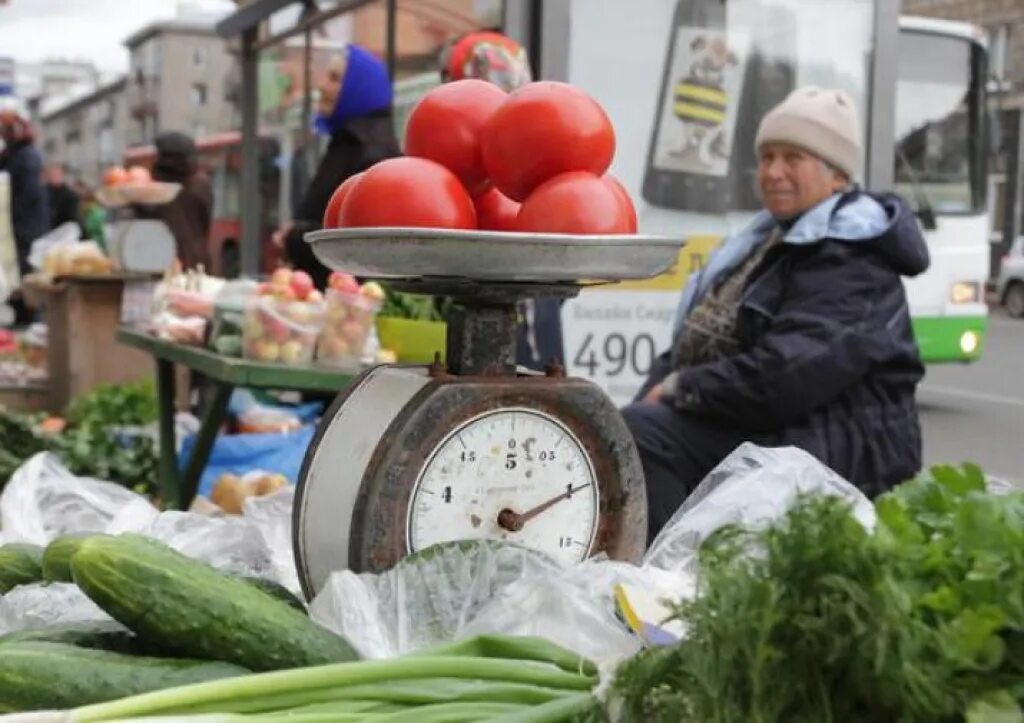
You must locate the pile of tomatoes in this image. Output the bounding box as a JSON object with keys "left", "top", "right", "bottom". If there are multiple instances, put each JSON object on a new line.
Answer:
{"left": 322, "top": 80, "right": 637, "bottom": 235}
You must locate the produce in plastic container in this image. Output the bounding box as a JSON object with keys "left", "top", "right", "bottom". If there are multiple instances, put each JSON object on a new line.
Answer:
{"left": 243, "top": 270, "right": 325, "bottom": 365}
{"left": 317, "top": 276, "right": 384, "bottom": 367}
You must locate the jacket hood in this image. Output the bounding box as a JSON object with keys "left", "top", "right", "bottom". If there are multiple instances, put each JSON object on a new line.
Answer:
{"left": 671, "top": 190, "right": 930, "bottom": 334}
{"left": 780, "top": 191, "right": 930, "bottom": 277}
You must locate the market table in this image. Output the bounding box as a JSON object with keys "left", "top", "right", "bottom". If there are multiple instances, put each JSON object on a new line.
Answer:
{"left": 118, "top": 327, "right": 359, "bottom": 510}
{"left": 22, "top": 272, "right": 159, "bottom": 412}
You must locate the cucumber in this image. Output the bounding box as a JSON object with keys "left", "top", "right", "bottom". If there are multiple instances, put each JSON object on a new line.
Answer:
{"left": 240, "top": 575, "right": 306, "bottom": 612}
{"left": 0, "top": 543, "right": 44, "bottom": 593}
{"left": 42, "top": 532, "right": 100, "bottom": 583}
{"left": 0, "top": 641, "right": 248, "bottom": 713}
{"left": 70, "top": 534, "right": 358, "bottom": 671}
{"left": 0, "top": 620, "right": 143, "bottom": 654}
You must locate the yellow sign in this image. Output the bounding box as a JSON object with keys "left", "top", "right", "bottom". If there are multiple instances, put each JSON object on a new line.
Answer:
{"left": 604, "top": 235, "right": 722, "bottom": 292}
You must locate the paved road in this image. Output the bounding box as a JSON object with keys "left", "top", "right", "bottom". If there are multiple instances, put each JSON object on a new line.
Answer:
{"left": 919, "top": 313, "right": 1023, "bottom": 485}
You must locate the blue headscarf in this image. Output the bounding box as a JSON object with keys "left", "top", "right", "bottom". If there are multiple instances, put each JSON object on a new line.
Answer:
{"left": 315, "top": 44, "right": 393, "bottom": 135}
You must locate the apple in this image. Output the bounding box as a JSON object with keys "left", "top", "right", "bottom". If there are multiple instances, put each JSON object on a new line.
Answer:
{"left": 339, "top": 319, "right": 368, "bottom": 345}
{"left": 271, "top": 267, "right": 293, "bottom": 288}
{"left": 290, "top": 270, "right": 314, "bottom": 301}
{"left": 244, "top": 339, "right": 262, "bottom": 359}
{"left": 127, "top": 165, "right": 151, "bottom": 184}
{"left": 243, "top": 316, "right": 264, "bottom": 340}
{"left": 262, "top": 315, "right": 291, "bottom": 344}
{"left": 307, "top": 289, "right": 324, "bottom": 304}
{"left": 360, "top": 281, "right": 385, "bottom": 302}
{"left": 287, "top": 301, "right": 313, "bottom": 325}
{"left": 256, "top": 339, "right": 280, "bottom": 362}
{"left": 328, "top": 271, "right": 360, "bottom": 294}
{"left": 279, "top": 339, "right": 305, "bottom": 364}
{"left": 275, "top": 286, "right": 298, "bottom": 302}
{"left": 322, "top": 335, "right": 350, "bottom": 359}
{"left": 257, "top": 281, "right": 273, "bottom": 296}
{"left": 326, "top": 303, "right": 347, "bottom": 323}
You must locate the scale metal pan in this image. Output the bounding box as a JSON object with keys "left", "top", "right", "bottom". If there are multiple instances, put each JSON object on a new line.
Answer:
{"left": 306, "top": 228, "right": 684, "bottom": 283}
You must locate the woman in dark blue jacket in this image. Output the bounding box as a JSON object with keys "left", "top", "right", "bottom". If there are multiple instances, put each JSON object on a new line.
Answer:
{"left": 624, "top": 87, "right": 929, "bottom": 541}
{"left": 0, "top": 107, "right": 49, "bottom": 325}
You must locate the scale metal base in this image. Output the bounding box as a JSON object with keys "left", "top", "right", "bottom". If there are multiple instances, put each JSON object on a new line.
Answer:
{"left": 293, "top": 228, "right": 684, "bottom": 599}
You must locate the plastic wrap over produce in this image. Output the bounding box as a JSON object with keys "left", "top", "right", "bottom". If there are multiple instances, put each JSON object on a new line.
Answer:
{"left": 310, "top": 541, "right": 689, "bottom": 666}
{"left": 643, "top": 443, "right": 876, "bottom": 574}
{"left": 0, "top": 583, "right": 109, "bottom": 635}
{"left": 311, "top": 444, "right": 874, "bottom": 666}
{"left": 0, "top": 453, "right": 155, "bottom": 546}
{"left": 0, "top": 453, "right": 299, "bottom": 588}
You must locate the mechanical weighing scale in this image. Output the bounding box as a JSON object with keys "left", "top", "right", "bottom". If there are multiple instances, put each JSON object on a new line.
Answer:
{"left": 293, "top": 228, "right": 684, "bottom": 599}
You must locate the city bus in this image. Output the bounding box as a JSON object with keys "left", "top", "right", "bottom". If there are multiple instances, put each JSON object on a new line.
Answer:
{"left": 450, "top": 0, "right": 992, "bottom": 405}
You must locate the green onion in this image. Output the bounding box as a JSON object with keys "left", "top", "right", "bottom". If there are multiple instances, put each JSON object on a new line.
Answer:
{"left": 419, "top": 635, "right": 598, "bottom": 677}
{"left": 373, "top": 702, "right": 525, "bottom": 722}
{"left": 72, "top": 656, "right": 593, "bottom": 722}
{"left": 176, "top": 678, "right": 572, "bottom": 716}
{"left": 487, "top": 693, "right": 599, "bottom": 722}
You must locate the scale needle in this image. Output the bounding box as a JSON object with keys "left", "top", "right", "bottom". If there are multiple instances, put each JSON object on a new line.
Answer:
{"left": 496, "top": 483, "right": 591, "bottom": 532}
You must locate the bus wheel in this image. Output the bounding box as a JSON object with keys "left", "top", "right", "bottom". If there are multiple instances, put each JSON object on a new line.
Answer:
{"left": 1005, "top": 282, "right": 1024, "bottom": 318}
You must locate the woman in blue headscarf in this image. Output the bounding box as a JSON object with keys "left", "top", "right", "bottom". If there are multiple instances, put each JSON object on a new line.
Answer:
{"left": 275, "top": 45, "right": 400, "bottom": 288}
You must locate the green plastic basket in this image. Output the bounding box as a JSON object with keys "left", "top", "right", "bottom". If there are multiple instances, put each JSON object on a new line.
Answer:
{"left": 376, "top": 317, "right": 447, "bottom": 364}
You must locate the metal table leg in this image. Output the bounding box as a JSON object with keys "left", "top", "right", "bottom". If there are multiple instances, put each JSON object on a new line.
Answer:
{"left": 178, "top": 382, "right": 233, "bottom": 509}
{"left": 154, "top": 358, "right": 179, "bottom": 509}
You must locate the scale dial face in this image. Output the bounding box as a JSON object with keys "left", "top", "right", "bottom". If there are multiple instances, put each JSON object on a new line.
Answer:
{"left": 406, "top": 407, "right": 600, "bottom": 564}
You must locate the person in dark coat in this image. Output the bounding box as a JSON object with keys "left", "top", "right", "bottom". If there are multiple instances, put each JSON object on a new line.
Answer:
{"left": 43, "top": 164, "right": 79, "bottom": 230}
{"left": 135, "top": 131, "right": 213, "bottom": 270}
{"left": 274, "top": 44, "right": 400, "bottom": 289}
{"left": 0, "top": 105, "right": 49, "bottom": 325}
{"left": 623, "top": 87, "right": 929, "bottom": 542}
{"left": 0, "top": 107, "right": 49, "bottom": 278}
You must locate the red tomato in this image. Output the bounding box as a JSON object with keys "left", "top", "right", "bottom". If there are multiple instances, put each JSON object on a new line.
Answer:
{"left": 481, "top": 81, "right": 615, "bottom": 202}
{"left": 473, "top": 187, "right": 520, "bottom": 232}
{"left": 516, "top": 171, "right": 631, "bottom": 235}
{"left": 404, "top": 79, "right": 507, "bottom": 195}
{"left": 601, "top": 174, "right": 638, "bottom": 233}
{"left": 339, "top": 157, "right": 477, "bottom": 230}
{"left": 323, "top": 172, "right": 364, "bottom": 228}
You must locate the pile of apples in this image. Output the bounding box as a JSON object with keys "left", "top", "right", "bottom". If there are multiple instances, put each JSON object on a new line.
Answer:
{"left": 321, "top": 80, "right": 637, "bottom": 236}
{"left": 243, "top": 268, "right": 325, "bottom": 364}
{"left": 103, "top": 165, "right": 152, "bottom": 187}
{"left": 317, "top": 271, "right": 386, "bottom": 365}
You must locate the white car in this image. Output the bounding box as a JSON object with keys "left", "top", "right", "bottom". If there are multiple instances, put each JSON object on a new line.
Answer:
{"left": 994, "top": 238, "right": 1024, "bottom": 318}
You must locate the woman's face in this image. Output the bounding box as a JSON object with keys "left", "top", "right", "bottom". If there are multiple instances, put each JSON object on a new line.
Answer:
{"left": 316, "top": 54, "right": 347, "bottom": 117}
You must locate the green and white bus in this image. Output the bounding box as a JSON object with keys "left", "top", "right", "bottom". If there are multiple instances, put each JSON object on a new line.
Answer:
{"left": 393, "top": 1, "right": 992, "bottom": 404}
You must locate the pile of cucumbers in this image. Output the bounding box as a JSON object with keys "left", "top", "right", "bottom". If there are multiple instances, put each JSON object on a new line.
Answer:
{"left": 0, "top": 534, "right": 358, "bottom": 713}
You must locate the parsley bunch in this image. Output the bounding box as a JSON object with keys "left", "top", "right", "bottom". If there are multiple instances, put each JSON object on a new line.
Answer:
{"left": 609, "top": 466, "right": 1024, "bottom": 723}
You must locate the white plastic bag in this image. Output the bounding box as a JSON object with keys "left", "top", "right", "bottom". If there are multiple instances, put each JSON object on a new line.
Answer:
{"left": 27, "top": 221, "right": 80, "bottom": 271}
{"left": 0, "top": 453, "right": 296, "bottom": 587}
{"left": 0, "top": 453, "right": 156, "bottom": 546}
{"left": 0, "top": 583, "right": 111, "bottom": 635}
{"left": 644, "top": 443, "right": 876, "bottom": 574}
{"left": 243, "top": 487, "right": 300, "bottom": 594}
{"left": 309, "top": 541, "right": 561, "bottom": 659}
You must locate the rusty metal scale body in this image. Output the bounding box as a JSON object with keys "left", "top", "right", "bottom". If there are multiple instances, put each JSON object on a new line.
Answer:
{"left": 293, "top": 228, "right": 684, "bottom": 600}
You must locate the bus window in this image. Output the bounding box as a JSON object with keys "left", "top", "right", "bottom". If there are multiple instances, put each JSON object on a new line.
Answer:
{"left": 639, "top": 0, "right": 875, "bottom": 215}
{"left": 894, "top": 32, "right": 986, "bottom": 215}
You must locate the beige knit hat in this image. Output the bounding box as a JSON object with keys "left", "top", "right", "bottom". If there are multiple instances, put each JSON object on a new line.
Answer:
{"left": 754, "top": 86, "right": 862, "bottom": 178}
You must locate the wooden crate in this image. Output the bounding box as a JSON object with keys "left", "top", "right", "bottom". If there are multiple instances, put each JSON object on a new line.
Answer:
{"left": 23, "top": 274, "right": 157, "bottom": 412}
